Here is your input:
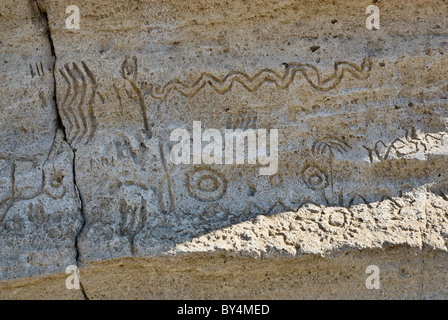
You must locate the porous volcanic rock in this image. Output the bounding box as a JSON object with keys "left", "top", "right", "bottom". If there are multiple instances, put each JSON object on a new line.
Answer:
{"left": 0, "top": 0, "right": 447, "bottom": 299}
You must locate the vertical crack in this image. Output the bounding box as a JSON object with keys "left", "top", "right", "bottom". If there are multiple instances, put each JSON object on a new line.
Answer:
{"left": 33, "top": 0, "right": 89, "bottom": 300}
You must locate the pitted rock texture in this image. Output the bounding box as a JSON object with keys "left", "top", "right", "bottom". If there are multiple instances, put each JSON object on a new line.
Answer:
{"left": 1, "top": 247, "right": 447, "bottom": 300}
{"left": 0, "top": 1, "right": 82, "bottom": 281}
{"left": 0, "top": 0, "right": 447, "bottom": 299}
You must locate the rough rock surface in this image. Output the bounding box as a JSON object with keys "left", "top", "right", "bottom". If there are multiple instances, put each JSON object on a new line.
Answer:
{"left": 0, "top": 0, "right": 82, "bottom": 282}
{"left": 0, "top": 0, "right": 447, "bottom": 299}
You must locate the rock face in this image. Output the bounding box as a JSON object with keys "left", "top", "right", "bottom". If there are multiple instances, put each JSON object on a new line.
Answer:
{"left": 0, "top": 0, "right": 447, "bottom": 299}
{"left": 0, "top": 0, "right": 82, "bottom": 283}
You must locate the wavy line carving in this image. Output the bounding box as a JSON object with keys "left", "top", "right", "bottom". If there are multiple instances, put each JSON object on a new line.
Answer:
{"left": 59, "top": 61, "right": 98, "bottom": 145}
{"left": 364, "top": 126, "right": 447, "bottom": 162}
{"left": 146, "top": 57, "right": 372, "bottom": 100}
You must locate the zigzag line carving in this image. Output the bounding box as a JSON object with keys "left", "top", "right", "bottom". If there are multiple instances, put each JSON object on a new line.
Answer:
{"left": 58, "top": 61, "right": 98, "bottom": 145}
{"left": 146, "top": 57, "right": 372, "bottom": 100}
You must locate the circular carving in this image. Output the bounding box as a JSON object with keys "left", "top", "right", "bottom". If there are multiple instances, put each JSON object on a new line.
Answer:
{"left": 44, "top": 169, "right": 67, "bottom": 200}
{"left": 318, "top": 207, "right": 352, "bottom": 234}
{"left": 49, "top": 171, "right": 64, "bottom": 188}
{"left": 187, "top": 168, "right": 227, "bottom": 202}
{"left": 328, "top": 209, "right": 345, "bottom": 227}
{"left": 198, "top": 175, "right": 219, "bottom": 192}
{"left": 302, "top": 165, "right": 329, "bottom": 190}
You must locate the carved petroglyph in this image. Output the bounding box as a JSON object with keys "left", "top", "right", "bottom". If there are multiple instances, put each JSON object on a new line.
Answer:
{"left": 103, "top": 135, "right": 176, "bottom": 214}
{"left": 145, "top": 58, "right": 372, "bottom": 100}
{"left": 30, "top": 61, "right": 45, "bottom": 79}
{"left": 112, "top": 182, "right": 159, "bottom": 255}
{"left": 113, "top": 84, "right": 125, "bottom": 118}
{"left": 312, "top": 137, "right": 351, "bottom": 191}
{"left": 0, "top": 160, "right": 13, "bottom": 226}
{"left": 0, "top": 137, "right": 71, "bottom": 225}
{"left": 43, "top": 168, "right": 67, "bottom": 200}
{"left": 312, "top": 137, "right": 351, "bottom": 157}
{"left": 97, "top": 91, "right": 106, "bottom": 104}
{"left": 119, "top": 197, "right": 147, "bottom": 255}
{"left": 348, "top": 194, "right": 373, "bottom": 208}
{"left": 295, "top": 205, "right": 356, "bottom": 237}
{"left": 243, "top": 199, "right": 298, "bottom": 216}
{"left": 302, "top": 165, "right": 329, "bottom": 191}
{"left": 110, "top": 180, "right": 150, "bottom": 193}
{"left": 26, "top": 203, "right": 47, "bottom": 225}
{"left": 58, "top": 61, "right": 98, "bottom": 145}
{"left": 226, "top": 112, "right": 257, "bottom": 130}
{"left": 181, "top": 192, "right": 431, "bottom": 258}
{"left": 38, "top": 90, "right": 49, "bottom": 109}
{"left": 243, "top": 201, "right": 271, "bottom": 216}
{"left": 364, "top": 126, "right": 447, "bottom": 162}
{"left": 318, "top": 207, "right": 353, "bottom": 234}
{"left": 13, "top": 160, "right": 43, "bottom": 199}
{"left": 115, "top": 134, "right": 146, "bottom": 167}
{"left": 186, "top": 168, "right": 228, "bottom": 202}
{"left": 121, "top": 56, "right": 152, "bottom": 139}
{"left": 158, "top": 142, "right": 176, "bottom": 213}
{"left": 0, "top": 159, "right": 43, "bottom": 224}
{"left": 0, "top": 161, "right": 71, "bottom": 224}
{"left": 194, "top": 197, "right": 300, "bottom": 222}
{"left": 197, "top": 203, "right": 229, "bottom": 220}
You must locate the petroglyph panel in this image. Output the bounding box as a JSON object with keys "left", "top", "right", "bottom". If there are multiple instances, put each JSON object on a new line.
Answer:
{"left": 29, "top": 0, "right": 447, "bottom": 263}
{"left": 0, "top": 1, "right": 82, "bottom": 281}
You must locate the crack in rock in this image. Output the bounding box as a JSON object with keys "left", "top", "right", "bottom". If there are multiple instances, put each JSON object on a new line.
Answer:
{"left": 33, "top": 0, "right": 89, "bottom": 300}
